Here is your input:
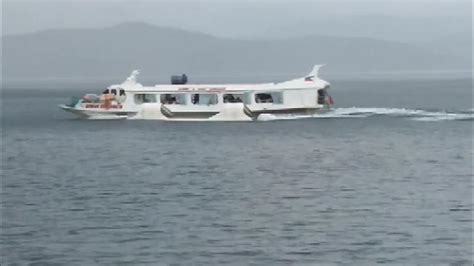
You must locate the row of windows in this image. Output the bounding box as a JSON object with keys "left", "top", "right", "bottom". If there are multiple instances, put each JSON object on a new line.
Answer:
{"left": 134, "top": 92, "right": 284, "bottom": 105}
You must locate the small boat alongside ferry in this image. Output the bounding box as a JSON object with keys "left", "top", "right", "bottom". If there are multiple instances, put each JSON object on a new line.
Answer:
{"left": 59, "top": 65, "right": 334, "bottom": 121}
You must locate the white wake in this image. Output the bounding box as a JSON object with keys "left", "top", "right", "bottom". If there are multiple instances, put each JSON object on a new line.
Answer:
{"left": 257, "top": 107, "right": 474, "bottom": 122}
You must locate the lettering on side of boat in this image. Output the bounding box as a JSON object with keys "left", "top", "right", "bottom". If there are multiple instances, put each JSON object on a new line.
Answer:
{"left": 85, "top": 104, "right": 123, "bottom": 109}
{"left": 178, "top": 87, "right": 226, "bottom": 92}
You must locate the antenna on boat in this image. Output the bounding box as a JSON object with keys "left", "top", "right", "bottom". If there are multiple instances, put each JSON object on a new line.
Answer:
{"left": 307, "top": 64, "right": 325, "bottom": 79}
{"left": 127, "top": 70, "right": 140, "bottom": 82}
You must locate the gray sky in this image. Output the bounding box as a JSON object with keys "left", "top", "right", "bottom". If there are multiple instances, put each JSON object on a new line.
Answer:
{"left": 3, "top": 0, "right": 472, "bottom": 41}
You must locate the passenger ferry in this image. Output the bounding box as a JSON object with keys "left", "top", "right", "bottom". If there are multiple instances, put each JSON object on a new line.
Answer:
{"left": 59, "top": 65, "right": 334, "bottom": 121}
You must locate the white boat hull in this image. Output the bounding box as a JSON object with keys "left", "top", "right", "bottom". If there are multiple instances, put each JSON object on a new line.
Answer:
{"left": 60, "top": 104, "right": 331, "bottom": 121}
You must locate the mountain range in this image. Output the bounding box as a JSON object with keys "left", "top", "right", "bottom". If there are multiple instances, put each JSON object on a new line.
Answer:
{"left": 2, "top": 22, "right": 470, "bottom": 81}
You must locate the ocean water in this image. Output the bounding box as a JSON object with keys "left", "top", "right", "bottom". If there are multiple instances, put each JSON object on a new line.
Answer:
{"left": 1, "top": 77, "right": 473, "bottom": 265}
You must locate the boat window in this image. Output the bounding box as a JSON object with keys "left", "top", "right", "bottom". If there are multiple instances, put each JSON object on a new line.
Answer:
{"left": 119, "top": 89, "right": 126, "bottom": 96}
{"left": 255, "top": 92, "right": 283, "bottom": 104}
{"left": 134, "top": 94, "right": 157, "bottom": 104}
{"left": 223, "top": 93, "right": 243, "bottom": 103}
{"left": 192, "top": 94, "right": 218, "bottom": 105}
{"left": 160, "top": 94, "right": 187, "bottom": 105}
{"left": 103, "top": 89, "right": 110, "bottom": 94}
{"left": 317, "top": 89, "right": 326, "bottom": 104}
{"left": 273, "top": 92, "right": 283, "bottom": 104}
{"left": 255, "top": 93, "right": 273, "bottom": 103}
{"left": 111, "top": 89, "right": 117, "bottom": 95}
{"left": 143, "top": 94, "right": 157, "bottom": 103}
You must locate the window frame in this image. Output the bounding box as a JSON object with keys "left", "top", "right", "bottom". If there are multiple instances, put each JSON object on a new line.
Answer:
{"left": 191, "top": 93, "right": 219, "bottom": 105}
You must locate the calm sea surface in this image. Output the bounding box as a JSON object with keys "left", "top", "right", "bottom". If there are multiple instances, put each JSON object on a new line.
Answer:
{"left": 2, "top": 77, "right": 473, "bottom": 265}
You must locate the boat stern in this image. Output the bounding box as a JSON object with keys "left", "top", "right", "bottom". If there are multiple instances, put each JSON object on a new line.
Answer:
{"left": 58, "top": 103, "right": 91, "bottom": 118}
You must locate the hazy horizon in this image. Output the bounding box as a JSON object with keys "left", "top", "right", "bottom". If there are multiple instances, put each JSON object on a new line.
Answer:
{"left": 3, "top": 0, "right": 472, "bottom": 43}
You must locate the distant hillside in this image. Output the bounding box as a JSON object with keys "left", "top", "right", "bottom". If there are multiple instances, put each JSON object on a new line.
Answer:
{"left": 2, "top": 22, "right": 470, "bottom": 80}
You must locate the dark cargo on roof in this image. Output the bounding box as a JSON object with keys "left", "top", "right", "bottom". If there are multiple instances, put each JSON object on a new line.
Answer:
{"left": 171, "top": 74, "right": 188, "bottom": 85}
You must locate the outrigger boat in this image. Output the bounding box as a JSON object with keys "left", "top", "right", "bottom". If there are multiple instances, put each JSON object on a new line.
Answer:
{"left": 59, "top": 65, "right": 334, "bottom": 121}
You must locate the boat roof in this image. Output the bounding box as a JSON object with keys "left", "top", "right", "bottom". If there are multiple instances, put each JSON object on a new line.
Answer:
{"left": 111, "top": 80, "right": 328, "bottom": 93}
{"left": 108, "top": 65, "right": 330, "bottom": 93}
